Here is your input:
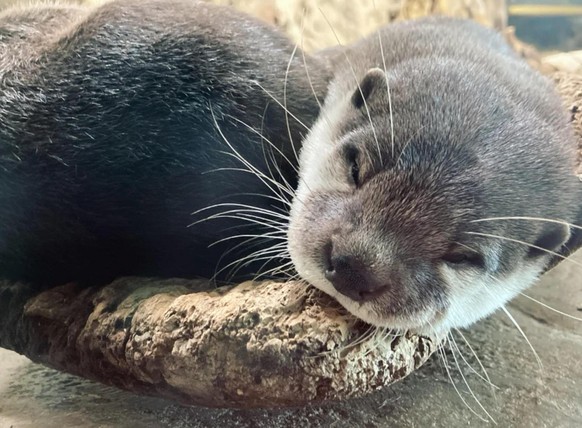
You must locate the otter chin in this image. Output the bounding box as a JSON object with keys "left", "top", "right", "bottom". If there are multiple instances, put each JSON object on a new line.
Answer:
{"left": 288, "top": 17, "right": 581, "bottom": 336}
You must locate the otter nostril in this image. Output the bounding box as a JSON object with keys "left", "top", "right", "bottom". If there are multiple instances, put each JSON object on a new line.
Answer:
{"left": 324, "top": 254, "right": 389, "bottom": 302}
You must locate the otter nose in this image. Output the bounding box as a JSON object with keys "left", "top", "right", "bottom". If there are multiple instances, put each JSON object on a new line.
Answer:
{"left": 324, "top": 254, "right": 387, "bottom": 302}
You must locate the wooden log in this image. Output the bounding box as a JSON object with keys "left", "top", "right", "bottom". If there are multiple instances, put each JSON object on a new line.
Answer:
{"left": 0, "top": 278, "right": 435, "bottom": 408}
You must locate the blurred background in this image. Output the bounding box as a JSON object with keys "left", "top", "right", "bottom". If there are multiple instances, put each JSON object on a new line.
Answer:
{"left": 3, "top": 0, "right": 582, "bottom": 52}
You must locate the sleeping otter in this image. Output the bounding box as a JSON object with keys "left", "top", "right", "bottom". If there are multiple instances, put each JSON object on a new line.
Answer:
{"left": 287, "top": 17, "right": 582, "bottom": 336}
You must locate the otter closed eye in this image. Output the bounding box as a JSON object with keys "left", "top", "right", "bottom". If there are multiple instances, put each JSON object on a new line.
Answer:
{"left": 288, "top": 17, "right": 581, "bottom": 337}
{"left": 441, "top": 250, "right": 484, "bottom": 268}
{"left": 344, "top": 146, "right": 360, "bottom": 186}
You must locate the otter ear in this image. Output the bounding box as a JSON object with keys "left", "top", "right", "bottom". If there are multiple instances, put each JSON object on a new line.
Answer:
{"left": 527, "top": 223, "right": 571, "bottom": 259}
{"left": 351, "top": 67, "right": 386, "bottom": 109}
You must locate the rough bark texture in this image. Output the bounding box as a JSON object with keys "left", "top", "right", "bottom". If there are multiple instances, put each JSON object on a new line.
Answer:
{"left": 0, "top": 278, "right": 435, "bottom": 408}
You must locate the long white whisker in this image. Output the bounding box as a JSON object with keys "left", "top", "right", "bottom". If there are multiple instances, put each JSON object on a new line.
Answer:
{"left": 465, "top": 231, "right": 582, "bottom": 268}
{"left": 428, "top": 321, "right": 489, "bottom": 422}
{"left": 208, "top": 108, "right": 295, "bottom": 201}
{"left": 518, "top": 292, "right": 582, "bottom": 322}
{"left": 253, "top": 260, "right": 295, "bottom": 281}
{"left": 318, "top": 7, "right": 383, "bottom": 164}
{"left": 501, "top": 306, "right": 543, "bottom": 370}
{"left": 191, "top": 203, "right": 290, "bottom": 223}
{"left": 192, "top": 202, "right": 290, "bottom": 220}
{"left": 225, "top": 113, "right": 299, "bottom": 176}
{"left": 470, "top": 216, "right": 582, "bottom": 230}
{"left": 216, "top": 150, "right": 295, "bottom": 199}
{"left": 251, "top": 80, "right": 310, "bottom": 131}
{"left": 190, "top": 212, "right": 287, "bottom": 233}
{"left": 436, "top": 341, "right": 488, "bottom": 422}
{"left": 257, "top": 102, "right": 289, "bottom": 208}
{"left": 284, "top": 39, "right": 302, "bottom": 166}
{"left": 231, "top": 249, "right": 290, "bottom": 281}
{"left": 447, "top": 335, "right": 496, "bottom": 424}
{"left": 300, "top": 14, "right": 324, "bottom": 112}
{"left": 453, "top": 328, "right": 500, "bottom": 392}
{"left": 215, "top": 241, "right": 289, "bottom": 281}
{"left": 206, "top": 211, "right": 287, "bottom": 230}
{"left": 209, "top": 231, "right": 287, "bottom": 248}
{"left": 374, "top": 8, "right": 395, "bottom": 160}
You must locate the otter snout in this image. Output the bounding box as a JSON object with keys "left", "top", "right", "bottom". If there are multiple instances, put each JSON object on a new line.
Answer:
{"left": 323, "top": 240, "right": 391, "bottom": 302}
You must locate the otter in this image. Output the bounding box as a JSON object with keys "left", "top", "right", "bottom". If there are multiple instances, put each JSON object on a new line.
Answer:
{"left": 288, "top": 17, "right": 582, "bottom": 337}
{"left": 0, "top": 0, "right": 331, "bottom": 287}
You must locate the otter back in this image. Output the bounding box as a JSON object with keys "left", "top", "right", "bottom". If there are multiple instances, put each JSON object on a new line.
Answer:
{"left": 0, "top": 0, "right": 330, "bottom": 286}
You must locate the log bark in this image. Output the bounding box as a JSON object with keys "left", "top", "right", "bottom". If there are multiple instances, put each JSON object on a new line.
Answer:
{"left": 0, "top": 278, "right": 435, "bottom": 408}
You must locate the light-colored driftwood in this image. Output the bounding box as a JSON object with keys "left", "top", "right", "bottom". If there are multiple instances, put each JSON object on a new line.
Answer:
{"left": 0, "top": 278, "right": 435, "bottom": 408}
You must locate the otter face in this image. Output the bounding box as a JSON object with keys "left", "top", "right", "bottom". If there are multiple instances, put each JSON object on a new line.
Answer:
{"left": 288, "top": 67, "right": 574, "bottom": 336}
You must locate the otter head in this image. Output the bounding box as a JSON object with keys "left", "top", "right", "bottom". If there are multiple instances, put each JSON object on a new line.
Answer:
{"left": 288, "top": 65, "right": 577, "bottom": 337}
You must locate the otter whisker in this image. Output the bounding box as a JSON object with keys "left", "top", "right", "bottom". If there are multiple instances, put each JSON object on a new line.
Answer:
{"left": 453, "top": 328, "right": 500, "bottom": 392}
{"left": 364, "top": 326, "right": 402, "bottom": 357}
{"left": 226, "top": 113, "right": 299, "bottom": 175}
{"left": 284, "top": 38, "right": 302, "bottom": 167}
{"left": 446, "top": 334, "right": 497, "bottom": 424}
{"left": 191, "top": 212, "right": 287, "bottom": 233}
{"left": 215, "top": 241, "right": 289, "bottom": 281}
{"left": 257, "top": 102, "right": 296, "bottom": 209}
{"left": 215, "top": 151, "right": 295, "bottom": 199}
{"left": 436, "top": 341, "right": 489, "bottom": 422}
{"left": 500, "top": 306, "right": 543, "bottom": 370}
{"left": 204, "top": 156, "right": 292, "bottom": 202}
{"left": 215, "top": 193, "right": 294, "bottom": 212}
{"left": 477, "top": 272, "right": 544, "bottom": 370}
{"left": 465, "top": 231, "right": 582, "bottom": 269}
{"left": 313, "top": 324, "right": 378, "bottom": 358}
{"left": 299, "top": 8, "right": 323, "bottom": 111}
{"left": 209, "top": 231, "right": 287, "bottom": 248}
{"left": 206, "top": 213, "right": 287, "bottom": 233}
{"left": 228, "top": 249, "right": 291, "bottom": 282}
{"left": 211, "top": 235, "right": 285, "bottom": 283}
{"left": 431, "top": 324, "right": 489, "bottom": 423}
{"left": 209, "top": 105, "right": 296, "bottom": 200}
{"left": 192, "top": 202, "right": 290, "bottom": 223}
{"left": 191, "top": 205, "right": 290, "bottom": 227}
{"left": 250, "top": 79, "right": 310, "bottom": 131}
{"left": 470, "top": 216, "right": 582, "bottom": 230}
{"left": 518, "top": 292, "right": 582, "bottom": 322}
{"left": 374, "top": 4, "right": 395, "bottom": 160}
{"left": 231, "top": 248, "right": 288, "bottom": 273}
{"left": 253, "top": 259, "right": 295, "bottom": 281}
{"left": 318, "top": 7, "right": 383, "bottom": 164}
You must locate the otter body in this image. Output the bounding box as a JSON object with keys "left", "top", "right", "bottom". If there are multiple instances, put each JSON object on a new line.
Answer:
{"left": 288, "top": 17, "right": 582, "bottom": 335}
{"left": 0, "top": 0, "right": 329, "bottom": 286}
